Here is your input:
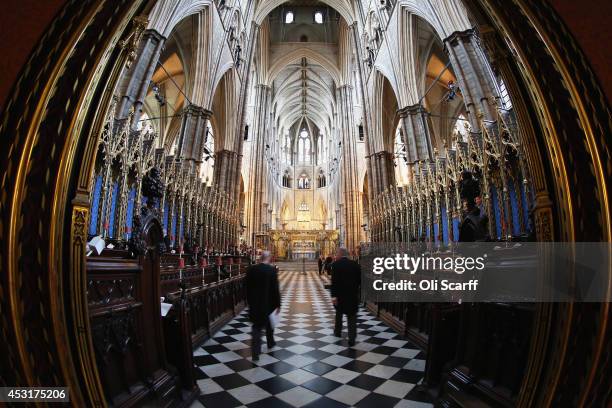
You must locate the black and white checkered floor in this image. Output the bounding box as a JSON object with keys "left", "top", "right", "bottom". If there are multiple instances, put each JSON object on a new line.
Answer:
{"left": 190, "top": 263, "right": 433, "bottom": 408}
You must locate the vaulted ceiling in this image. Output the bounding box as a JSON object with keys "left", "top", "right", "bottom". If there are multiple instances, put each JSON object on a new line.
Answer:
{"left": 272, "top": 57, "right": 335, "bottom": 138}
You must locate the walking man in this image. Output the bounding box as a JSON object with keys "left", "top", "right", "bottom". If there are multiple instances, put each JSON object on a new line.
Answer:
{"left": 246, "top": 251, "right": 281, "bottom": 360}
{"left": 330, "top": 247, "right": 361, "bottom": 346}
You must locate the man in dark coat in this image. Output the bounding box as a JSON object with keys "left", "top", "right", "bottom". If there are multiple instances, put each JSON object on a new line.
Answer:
{"left": 246, "top": 251, "right": 281, "bottom": 360}
{"left": 330, "top": 247, "right": 361, "bottom": 346}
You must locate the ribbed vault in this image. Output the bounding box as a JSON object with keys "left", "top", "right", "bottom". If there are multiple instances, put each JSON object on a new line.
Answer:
{"left": 272, "top": 57, "right": 336, "bottom": 138}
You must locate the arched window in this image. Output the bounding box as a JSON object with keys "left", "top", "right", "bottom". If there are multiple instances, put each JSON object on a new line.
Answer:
{"left": 284, "top": 11, "right": 294, "bottom": 24}
{"left": 452, "top": 114, "right": 471, "bottom": 146}
{"left": 136, "top": 112, "right": 152, "bottom": 132}
{"left": 282, "top": 171, "right": 291, "bottom": 188}
{"left": 394, "top": 125, "right": 410, "bottom": 186}
{"left": 314, "top": 11, "right": 324, "bottom": 24}
{"left": 317, "top": 171, "right": 326, "bottom": 188}
{"left": 297, "top": 129, "right": 311, "bottom": 163}
{"left": 200, "top": 120, "right": 215, "bottom": 185}
{"left": 298, "top": 173, "right": 310, "bottom": 189}
{"left": 317, "top": 134, "right": 323, "bottom": 164}
{"left": 499, "top": 78, "right": 513, "bottom": 109}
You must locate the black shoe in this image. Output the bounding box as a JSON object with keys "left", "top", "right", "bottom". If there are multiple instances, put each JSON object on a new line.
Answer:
{"left": 252, "top": 355, "right": 260, "bottom": 361}
{"left": 348, "top": 340, "right": 356, "bottom": 347}
{"left": 334, "top": 331, "right": 341, "bottom": 337}
{"left": 267, "top": 341, "right": 276, "bottom": 349}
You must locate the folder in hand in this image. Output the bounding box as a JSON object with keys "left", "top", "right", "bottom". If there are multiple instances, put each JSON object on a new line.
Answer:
{"left": 269, "top": 310, "right": 280, "bottom": 328}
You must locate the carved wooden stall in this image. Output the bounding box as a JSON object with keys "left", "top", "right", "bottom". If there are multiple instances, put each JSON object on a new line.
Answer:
{"left": 87, "top": 213, "right": 182, "bottom": 407}
{"left": 87, "top": 205, "right": 249, "bottom": 407}
{"left": 84, "top": 90, "right": 248, "bottom": 406}
{"left": 164, "top": 274, "right": 247, "bottom": 348}
{"left": 161, "top": 258, "right": 247, "bottom": 399}
{"left": 367, "top": 108, "right": 536, "bottom": 404}
{"left": 160, "top": 254, "right": 250, "bottom": 296}
{"left": 365, "top": 248, "right": 534, "bottom": 402}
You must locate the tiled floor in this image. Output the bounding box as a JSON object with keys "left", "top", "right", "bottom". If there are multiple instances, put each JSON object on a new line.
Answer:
{"left": 190, "top": 262, "right": 433, "bottom": 408}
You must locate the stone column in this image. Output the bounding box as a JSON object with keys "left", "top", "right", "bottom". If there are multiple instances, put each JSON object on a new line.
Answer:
{"left": 246, "top": 85, "right": 271, "bottom": 244}
{"left": 176, "top": 105, "right": 211, "bottom": 162}
{"left": 117, "top": 29, "right": 166, "bottom": 120}
{"left": 175, "top": 101, "right": 206, "bottom": 247}
{"left": 350, "top": 22, "right": 377, "bottom": 216}
{"left": 214, "top": 149, "right": 239, "bottom": 193}
{"left": 372, "top": 151, "right": 395, "bottom": 195}
{"left": 337, "top": 85, "right": 363, "bottom": 252}
{"left": 399, "top": 104, "right": 433, "bottom": 162}
{"left": 444, "top": 29, "right": 499, "bottom": 129}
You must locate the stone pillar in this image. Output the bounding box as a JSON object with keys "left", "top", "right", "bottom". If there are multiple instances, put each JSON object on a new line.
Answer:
{"left": 371, "top": 151, "right": 395, "bottom": 195}
{"left": 350, "top": 22, "right": 377, "bottom": 215}
{"left": 399, "top": 104, "right": 432, "bottom": 162}
{"left": 444, "top": 29, "right": 499, "bottom": 129}
{"left": 214, "top": 149, "right": 238, "bottom": 193}
{"left": 233, "top": 154, "right": 244, "bottom": 206}
{"left": 337, "top": 85, "right": 363, "bottom": 252}
{"left": 173, "top": 104, "right": 207, "bottom": 248}
{"left": 117, "top": 29, "right": 166, "bottom": 120}
{"left": 246, "top": 85, "right": 271, "bottom": 244}
{"left": 176, "top": 105, "right": 211, "bottom": 162}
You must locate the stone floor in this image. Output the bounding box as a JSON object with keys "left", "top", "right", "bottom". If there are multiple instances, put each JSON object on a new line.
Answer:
{"left": 189, "top": 262, "right": 433, "bottom": 407}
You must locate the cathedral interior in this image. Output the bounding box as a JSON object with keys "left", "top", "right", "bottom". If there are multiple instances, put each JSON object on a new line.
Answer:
{"left": 0, "top": 0, "right": 611, "bottom": 407}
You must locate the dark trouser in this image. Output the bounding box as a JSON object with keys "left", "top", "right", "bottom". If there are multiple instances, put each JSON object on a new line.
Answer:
{"left": 251, "top": 320, "right": 275, "bottom": 358}
{"left": 334, "top": 309, "right": 357, "bottom": 342}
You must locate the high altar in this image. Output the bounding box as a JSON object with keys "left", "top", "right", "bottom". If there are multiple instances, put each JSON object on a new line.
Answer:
{"left": 269, "top": 229, "right": 339, "bottom": 260}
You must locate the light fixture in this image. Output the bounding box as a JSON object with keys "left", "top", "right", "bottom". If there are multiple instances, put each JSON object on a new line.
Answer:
{"left": 151, "top": 81, "right": 165, "bottom": 106}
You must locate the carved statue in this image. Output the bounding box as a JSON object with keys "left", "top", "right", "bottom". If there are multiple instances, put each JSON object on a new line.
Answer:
{"left": 366, "top": 46, "right": 375, "bottom": 68}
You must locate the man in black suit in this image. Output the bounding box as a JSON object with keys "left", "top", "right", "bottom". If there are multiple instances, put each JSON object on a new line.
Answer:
{"left": 246, "top": 251, "right": 281, "bottom": 360}
{"left": 330, "top": 247, "right": 361, "bottom": 346}
{"left": 318, "top": 255, "right": 324, "bottom": 275}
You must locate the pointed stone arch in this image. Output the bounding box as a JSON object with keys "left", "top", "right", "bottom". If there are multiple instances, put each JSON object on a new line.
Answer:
{"left": 371, "top": 69, "right": 401, "bottom": 153}
{"left": 148, "top": 0, "right": 216, "bottom": 37}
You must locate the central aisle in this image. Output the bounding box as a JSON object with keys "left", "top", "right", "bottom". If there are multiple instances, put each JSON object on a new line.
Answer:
{"left": 191, "top": 263, "right": 433, "bottom": 408}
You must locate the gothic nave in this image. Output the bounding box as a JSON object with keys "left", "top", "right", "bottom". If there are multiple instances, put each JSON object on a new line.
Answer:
{"left": 0, "top": 0, "right": 611, "bottom": 407}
